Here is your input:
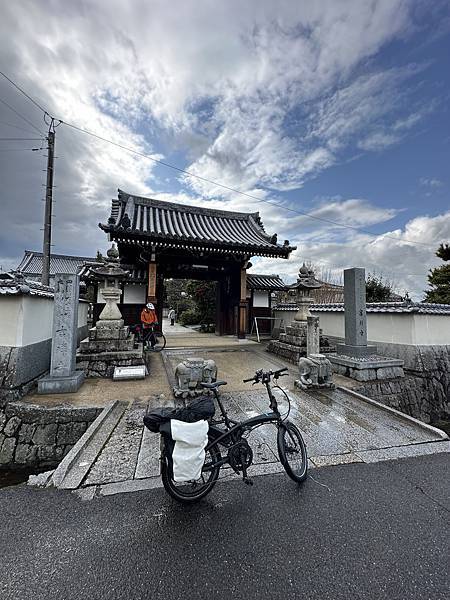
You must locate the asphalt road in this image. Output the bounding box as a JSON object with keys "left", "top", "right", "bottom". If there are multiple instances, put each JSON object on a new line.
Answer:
{"left": 1, "top": 454, "right": 449, "bottom": 600}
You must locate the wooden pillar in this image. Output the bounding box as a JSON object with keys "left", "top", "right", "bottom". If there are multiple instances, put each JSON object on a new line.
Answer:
{"left": 238, "top": 265, "right": 248, "bottom": 339}
{"left": 147, "top": 261, "right": 157, "bottom": 304}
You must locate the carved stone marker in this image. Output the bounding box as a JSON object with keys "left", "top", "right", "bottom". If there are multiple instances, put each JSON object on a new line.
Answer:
{"left": 337, "top": 267, "right": 377, "bottom": 358}
{"left": 306, "top": 316, "right": 320, "bottom": 356}
{"left": 38, "top": 274, "right": 85, "bottom": 394}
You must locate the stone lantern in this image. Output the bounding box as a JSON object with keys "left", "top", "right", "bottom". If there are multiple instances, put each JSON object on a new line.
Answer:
{"left": 288, "top": 264, "right": 322, "bottom": 322}
{"left": 76, "top": 244, "right": 145, "bottom": 378}
{"left": 91, "top": 243, "right": 129, "bottom": 329}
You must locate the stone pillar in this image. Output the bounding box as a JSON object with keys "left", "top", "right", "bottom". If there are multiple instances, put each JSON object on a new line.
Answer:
{"left": 337, "top": 267, "right": 377, "bottom": 358}
{"left": 306, "top": 316, "right": 320, "bottom": 356}
{"left": 38, "top": 274, "right": 85, "bottom": 393}
{"left": 238, "top": 266, "right": 247, "bottom": 339}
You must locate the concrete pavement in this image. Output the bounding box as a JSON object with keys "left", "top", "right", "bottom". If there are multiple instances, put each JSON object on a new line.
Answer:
{"left": 1, "top": 453, "right": 449, "bottom": 600}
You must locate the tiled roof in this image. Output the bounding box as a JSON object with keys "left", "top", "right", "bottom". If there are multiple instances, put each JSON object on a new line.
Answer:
{"left": 99, "top": 189, "right": 295, "bottom": 258}
{"left": 273, "top": 301, "right": 450, "bottom": 315}
{"left": 310, "top": 302, "right": 450, "bottom": 315}
{"left": 247, "top": 274, "right": 286, "bottom": 290}
{"left": 0, "top": 273, "right": 54, "bottom": 298}
{"left": 79, "top": 263, "right": 147, "bottom": 283}
{"left": 17, "top": 251, "right": 96, "bottom": 276}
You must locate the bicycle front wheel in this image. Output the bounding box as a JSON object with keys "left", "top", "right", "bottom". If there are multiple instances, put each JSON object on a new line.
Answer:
{"left": 161, "top": 436, "right": 221, "bottom": 503}
{"left": 277, "top": 421, "right": 308, "bottom": 483}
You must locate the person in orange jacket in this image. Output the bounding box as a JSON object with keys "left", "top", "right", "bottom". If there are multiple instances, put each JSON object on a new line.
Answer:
{"left": 140, "top": 302, "right": 158, "bottom": 347}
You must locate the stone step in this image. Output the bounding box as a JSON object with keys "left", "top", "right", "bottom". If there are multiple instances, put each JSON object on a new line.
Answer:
{"left": 79, "top": 337, "right": 135, "bottom": 353}
{"left": 50, "top": 400, "right": 128, "bottom": 490}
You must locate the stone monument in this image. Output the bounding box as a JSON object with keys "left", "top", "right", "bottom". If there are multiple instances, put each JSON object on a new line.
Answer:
{"left": 295, "top": 354, "right": 335, "bottom": 390}
{"left": 337, "top": 267, "right": 376, "bottom": 357}
{"left": 329, "top": 267, "right": 404, "bottom": 381}
{"left": 76, "top": 244, "right": 145, "bottom": 377}
{"left": 173, "top": 358, "right": 218, "bottom": 399}
{"left": 38, "top": 274, "right": 85, "bottom": 394}
{"left": 267, "top": 265, "right": 334, "bottom": 363}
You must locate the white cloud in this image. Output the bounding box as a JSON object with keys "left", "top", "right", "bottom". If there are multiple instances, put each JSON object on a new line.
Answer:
{"left": 251, "top": 210, "right": 450, "bottom": 300}
{"left": 0, "top": 0, "right": 445, "bottom": 292}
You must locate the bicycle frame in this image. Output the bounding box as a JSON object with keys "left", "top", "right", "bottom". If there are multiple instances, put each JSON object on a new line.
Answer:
{"left": 203, "top": 379, "right": 287, "bottom": 472}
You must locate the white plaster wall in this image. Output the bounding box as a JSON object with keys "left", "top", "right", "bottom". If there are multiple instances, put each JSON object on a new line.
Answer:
{"left": 0, "top": 295, "right": 89, "bottom": 347}
{"left": 253, "top": 290, "right": 269, "bottom": 308}
{"left": 309, "top": 309, "right": 450, "bottom": 346}
{"left": 21, "top": 296, "right": 55, "bottom": 346}
{"left": 310, "top": 311, "right": 345, "bottom": 338}
{"left": 123, "top": 283, "right": 146, "bottom": 304}
{"left": 0, "top": 296, "right": 23, "bottom": 346}
{"left": 411, "top": 314, "right": 450, "bottom": 345}
{"left": 78, "top": 302, "right": 88, "bottom": 327}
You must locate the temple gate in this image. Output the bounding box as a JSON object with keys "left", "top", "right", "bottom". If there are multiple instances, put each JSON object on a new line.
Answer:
{"left": 99, "top": 190, "right": 294, "bottom": 338}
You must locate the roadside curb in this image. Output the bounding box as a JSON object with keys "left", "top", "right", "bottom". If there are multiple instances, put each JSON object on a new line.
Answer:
{"left": 51, "top": 400, "right": 119, "bottom": 488}
{"left": 337, "top": 386, "right": 449, "bottom": 441}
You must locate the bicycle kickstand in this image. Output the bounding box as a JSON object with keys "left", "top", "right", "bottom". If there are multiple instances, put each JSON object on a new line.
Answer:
{"left": 240, "top": 449, "right": 253, "bottom": 486}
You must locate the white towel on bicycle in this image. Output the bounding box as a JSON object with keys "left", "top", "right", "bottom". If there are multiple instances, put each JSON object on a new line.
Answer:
{"left": 170, "top": 419, "right": 209, "bottom": 482}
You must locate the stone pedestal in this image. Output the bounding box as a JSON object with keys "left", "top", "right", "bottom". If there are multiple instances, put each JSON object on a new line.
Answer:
{"left": 38, "top": 274, "right": 85, "bottom": 394}
{"left": 76, "top": 322, "right": 144, "bottom": 378}
{"left": 267, "top": 320, "right": 334, "bottom": 364}
{"left": 329, "top": 354, "right": 404, "bottom": 382}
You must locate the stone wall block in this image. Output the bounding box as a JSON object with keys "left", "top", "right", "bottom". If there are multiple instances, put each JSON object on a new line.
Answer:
{"left": 18, "top": 423, "right": 37, "bottom": 443}
{"left": 32, "top": 423, "right": 57, "bottom": 446}
{"left": 0, "top": 411, "right": 6, "bottom": 432}
{"left": 37, "top": 445, "right": 58, "bottom": 462}
{"left": 3, "top": 416, "right": 21, "bottom": 437}
{"left": 57, "top": 422, "right": 87, "bottom": 445}
{"left": 15, "top": 443, "right": 38, "bottom": 465}
{"left": 0, "top": 437, "right": 16, "bottom": 464}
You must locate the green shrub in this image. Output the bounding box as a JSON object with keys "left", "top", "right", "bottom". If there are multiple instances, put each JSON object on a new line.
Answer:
{"left": 179, "top": 309, "right": 201, "bottom": 326}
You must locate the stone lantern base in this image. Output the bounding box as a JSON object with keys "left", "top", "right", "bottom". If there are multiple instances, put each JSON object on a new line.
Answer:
{"left": 76, "top": 322, "right": 145, "bottom": 378}
{"left": 267, "top": 320, "right": 335, "bottom": 365}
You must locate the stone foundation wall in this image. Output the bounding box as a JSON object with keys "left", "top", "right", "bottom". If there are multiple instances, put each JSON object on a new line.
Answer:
{"left": 0, "top": 402, "right": 101, "bottom": 470}
{"left": 354, "top": 345, "right": 450, "bottom": 424}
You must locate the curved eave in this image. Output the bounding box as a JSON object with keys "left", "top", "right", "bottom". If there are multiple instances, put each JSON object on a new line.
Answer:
{"left": 99, "top": 223, "right": 295, "bottom": 258}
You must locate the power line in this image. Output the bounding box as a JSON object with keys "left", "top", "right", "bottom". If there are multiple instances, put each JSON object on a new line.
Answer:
{"left": 0, "top": 97, "right": 45, "bottom": 136}
{"left": 0, "top": 120, "right": 38, "bottom": 135}
{"left": 0, "top": 70, "right": 440, "bottom": 249}
{"left": 60, "top": 121, "right": 438, "bottom": 249}
{"left": 0, "top": 70, "right": 47, "bottom": 113}
{"left": 0, "top": 137, "right": 43, "bottom": 140}
{"left": 0, "top": 147, "right": 43, "bottom": 151}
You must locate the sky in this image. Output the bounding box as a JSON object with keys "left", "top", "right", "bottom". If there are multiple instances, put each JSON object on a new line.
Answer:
{"left": 0, "top": 0, "right": 449, "bottom": 299}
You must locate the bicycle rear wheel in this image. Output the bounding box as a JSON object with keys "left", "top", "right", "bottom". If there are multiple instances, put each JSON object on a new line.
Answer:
{"left": 277, "top": 421, "right": 308, "bottom": 483}
{"left": 161, "top": 436, "right": 221, "bottom": 503}
{"left": 146, "top": 331, "right": 166, "bottom": 352}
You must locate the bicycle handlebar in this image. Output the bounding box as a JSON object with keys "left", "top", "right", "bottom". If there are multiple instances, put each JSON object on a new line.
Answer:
{"left": 243, "top": 367, "right": 288, "bottom": 384}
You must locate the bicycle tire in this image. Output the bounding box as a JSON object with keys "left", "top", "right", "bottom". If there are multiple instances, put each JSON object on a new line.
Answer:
{"left": 277, "top": 421, "right": 308, "bottom": 483}
{"left": 161, "top": 436, "right": 221, "bottom": 503}
{"left": 146, "top": 332, "right": 166, "bottom": 352}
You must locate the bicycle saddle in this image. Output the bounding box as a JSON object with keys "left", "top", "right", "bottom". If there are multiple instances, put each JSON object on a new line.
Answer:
{"left": 200, "top": 380, "right": 227, "bottom": 389}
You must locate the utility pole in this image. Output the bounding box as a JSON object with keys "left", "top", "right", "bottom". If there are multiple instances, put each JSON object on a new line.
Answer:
{"left": 41, "top": 121, "right": 55, "bottom": 286}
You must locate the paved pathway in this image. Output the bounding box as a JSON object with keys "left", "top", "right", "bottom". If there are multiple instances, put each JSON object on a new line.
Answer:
{"left": 47, "top": 347, "right": 448, "bottom": 498}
